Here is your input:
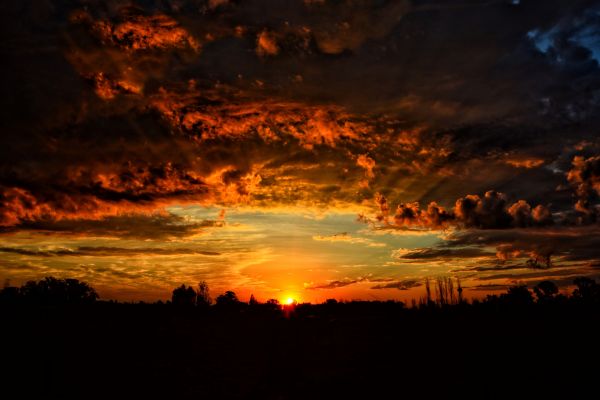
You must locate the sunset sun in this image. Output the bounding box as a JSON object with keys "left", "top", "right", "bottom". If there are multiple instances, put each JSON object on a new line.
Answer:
{"left": 285, "top": 297, "right": 297, "bottom": 305}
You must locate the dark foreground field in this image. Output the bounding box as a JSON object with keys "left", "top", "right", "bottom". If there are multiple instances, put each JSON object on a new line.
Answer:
{"left": 3, "top": 279, "right": 600, "bottom": 399}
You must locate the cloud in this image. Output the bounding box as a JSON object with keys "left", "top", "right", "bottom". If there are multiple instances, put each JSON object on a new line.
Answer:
{"left": 393, "top": 201, "right": 454, "bottom": 229}
{"left": 84, "top": 12, "right": 200, "bottom": 52}
{"left": 313, "top": 232, "right": 385, "bottom": 247}
{"left": 441, "top": 226, "right": 600, "bottom": 266}
{"left": 392, "top": 247, "right": 493, "bottom": 260}
{"left": 305, "top": 275, "right": 394, "bottom": 290}
{"left": 305, "top": 0, "right": 411, "bottom": 55}
{"left": 473, "top": 267, "right": 593, "bottom": 284}
{"left": 372, "top": 191, "right": 554, "bottom": 231}
{"left": 305, "top": 278, "right": 363, "bottom": 290}
{"left": 256, "top": 30, "right": 279, "bottom": 56}
{"left": 1, "top": 213, "right": 222, "bottom": 240}
{"left": 370, "top": 279, "right": 422, "bottom": 291}
{"left": 455, "top": 264, "right": 525, "bottom": 273}
{"left": 0, "top": 246, "right": 220, "bottom": 257}
{"left": 567, "top": 155, "right": 600, "bottom": 214}
{"left": 504, "top": 157, "right": 545, "bottom": 169}
{"left": 2, "top": 0, "right": 600, "bottom": 236}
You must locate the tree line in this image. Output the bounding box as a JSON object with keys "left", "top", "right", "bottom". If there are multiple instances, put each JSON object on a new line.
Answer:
{"left": 2, "top": 275, "right": 600, "bottom": 309}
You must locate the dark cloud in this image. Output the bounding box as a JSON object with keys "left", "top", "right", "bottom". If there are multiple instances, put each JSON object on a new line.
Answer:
{"left": 2, "top": 0, "right": 600, "bottom": 234}
{"left": 468, "top": 283, "right": 513, "bottom": 292}
{"left": 0, "top": 214, "right": 222, "bottom": 240}
{"left": 372, "top": 190, "right": 554, "bottom": 230}
{"left": 0, "top": 246, "right": 220, "bottom": 257}
{"left": 567, "top": 155, "right": 600, "bottom": 215}
{"left": 306, "top": 278, "right": 362, "bottom": 290}
{"left": 475, "top": 267, "right": 588, "bottom": 282}
{"left": 456, "top": 264, "right": 526, "bottom": 273}
{"left": 306, "top": 276, "right": 395, "bottom": 290}
{"left": 370, "top": 279, "right": 422, "bottom": 291}
{"left": 441, "top": 226, "right": 600, "bottom": 266}
{"left": 393, "top": 247, "right": 493, "bottom": 260}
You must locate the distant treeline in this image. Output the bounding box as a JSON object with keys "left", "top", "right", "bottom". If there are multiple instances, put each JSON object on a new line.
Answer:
{"left": 2, "top": 276, "right": 600, "bottom": 310}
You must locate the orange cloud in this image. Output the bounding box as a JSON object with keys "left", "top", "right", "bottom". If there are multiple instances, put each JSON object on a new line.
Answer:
{"left": 256, "top": 30, "right": 279, "bottom": 56}
{"left": 567, "top": 155, "right": 600, "bottom": 214}
{"left": 0, "top": 186, "right": 158, "bottom": 227}
{"left": 150, "top": 88, "right": 371, "bottom": 148}
{"left": 91, "top": 14, "right": 199, "bottom": 52}
{"left": 505, "top": 158, "right": 545, "bottom": 169}
{"left": 90, "top": 72, "right": 142, "bottom": 100}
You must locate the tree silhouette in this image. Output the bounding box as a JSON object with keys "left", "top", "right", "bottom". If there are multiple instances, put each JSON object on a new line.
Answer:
{"left": 534, "top": 281, "right": 559, "bottom": 303}
{"left": 500, "top": 284, "right": 534, "bottom": 306}
{"left": 249, "top": 294, "right": 258, "bottom": 306}
{"left": 572, "top": 277, "right": 600, "bottom": 303}
{"left": 457, "top": 278, "right": 464, "bottom": 304}
{"left": 0, "top": 285, "right": 19, "bottom": 304}
{"left": 215, "top": 290, "right": 239, "bottom": 307}
{"left": 172, "top": 284, "right": 196, "bottom": 307}
{"left": 425, "top": 278, "right": 432, "bottom": 306}
{"left": 196, "top": 281, "right": 212, "bottom": 307}
{"left": 18, "top": 277, "right": 98, "bottom": 305}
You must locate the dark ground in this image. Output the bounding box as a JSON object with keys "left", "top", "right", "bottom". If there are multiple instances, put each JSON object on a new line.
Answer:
{"left": 2, "top": 300, "right": 600, "bottom": 399}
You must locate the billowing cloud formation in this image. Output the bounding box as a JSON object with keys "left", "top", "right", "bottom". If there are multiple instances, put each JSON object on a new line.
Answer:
{"left": 373, "top": 191, "right": 553, "bottom": 230}
{"left": 2, "top": 0, "right": 600, "bottom": 235}
{"left": 393, "top": 201, "right": 454, "bottom": 229}
{"left": 567, "top": 155, "right": 600, "bottom": 215}
{"left": 83, "top": 11, "right": 200, "bottom": 51}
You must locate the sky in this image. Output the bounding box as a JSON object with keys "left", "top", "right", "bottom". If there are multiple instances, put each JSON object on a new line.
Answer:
{"left": 2, "top": 0, "right": 600, "bottom": 303}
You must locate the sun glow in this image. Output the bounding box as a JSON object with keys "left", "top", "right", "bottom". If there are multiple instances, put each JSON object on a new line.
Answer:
{"left": 285, "top": 297, "right": 296, "bottom": 305}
